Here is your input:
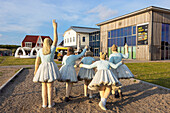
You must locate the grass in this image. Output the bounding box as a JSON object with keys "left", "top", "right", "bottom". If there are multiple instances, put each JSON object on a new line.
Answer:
{"left": 125, "top": 62, "right": 170, "bottom": 88}
{"left": 0, "top": 57, "right": 6, "bottom": 63}
{"left": 0, "top": 56, "right": 62, "bottom": 66}
{"left": 0, "top": 72, "right": 2, "bottom": 76}
{"left": 0, "top": 56, "right": 169, "bottom": 88}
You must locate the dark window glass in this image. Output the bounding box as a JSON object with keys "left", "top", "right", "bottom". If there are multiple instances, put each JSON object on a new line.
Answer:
{"left": 121, "top": 28, "right": 123, "bottom": 36}
{"left": 111, "top": 30, "right": 114, "bottom": 38}
{"left": 133, "top": 26, "right": 136, "bottom": 34}
{"left": 82, "top": 37, "right": 85, "bottom": 42}
{"left": 132, "top": 36, "right": 136, "bottom": 46}
{"left": 120, "top": 37, "right": 124, "bottom": 46}
{"left": 113, "top": 38, "right": 115, "bottom": 44}
{"left": 162, "top": 24, "right": 165, "bottom": 43}
{"left": 115, "top": 29, "right": 118, "bottom": 37}
{"left": 128, "top": 26, "right": 132, "bottom": 36}
{"left": 111, "top": 39, "right": 113, "bottom": 46}
{"left": 108, "top": 31, "right": 110, "bottom": 38}
{"left": 89, "top": 36, "right": 92, "bottom": 41}
{"left": 161, "top": 46, "right": 164, "bottom": 50}
{"left": 127, "top": 36, "right": 132, "bottom": 46}
{"left": 117, "top": 38, "right": 120, "bottom": 46}
{"left": 124, "top": 27, "right": 128, "bottom": 36}
{"left": 166, "top": 24, "right": 169, "bottom": 43}
{"left": 113, "top": 30, "right": 116, "bottom": 37}
{"left": 94, "top": 35, "right": 96, "bottom": 40}
{"left": 93, "top": 42, "right": 95, "bottom": 47}
{"left": 108, "top": 39, "right": 110, "bottom": 47}
{"left": 117, "top": 29, "right": 120, "bottom": 37}
{"left": 97, "top": 41, "right": 100, "bottom": 47}
{"left": 115, "top": 38, "right": 117, "bottom": 45}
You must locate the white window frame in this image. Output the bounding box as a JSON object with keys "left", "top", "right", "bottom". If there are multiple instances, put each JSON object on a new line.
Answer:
{"left": 96, "top": 34, "right": 99, "bottom": 41}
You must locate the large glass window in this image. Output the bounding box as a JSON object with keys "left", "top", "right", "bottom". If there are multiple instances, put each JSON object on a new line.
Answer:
{"left": 89, "top": 32, "right": 100, "bottom": 56}
{"left": 108, "top": 25, "right": 136, "bottom": 59}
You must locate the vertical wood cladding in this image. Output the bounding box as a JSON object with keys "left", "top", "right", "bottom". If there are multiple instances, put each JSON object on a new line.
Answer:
{"left": 100, "top": 12, "right": 151, "bottom": 59}
{"left": 100, "top": 10, "right": 170, "bottom": 60}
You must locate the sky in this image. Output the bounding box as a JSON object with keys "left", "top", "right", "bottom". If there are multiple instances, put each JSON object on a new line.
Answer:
{"left": 0, "top": 0, "right": 170, "bottom": 45}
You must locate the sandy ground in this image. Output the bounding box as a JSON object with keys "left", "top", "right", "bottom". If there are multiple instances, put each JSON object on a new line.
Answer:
{"left": 0, "top": 67, "right": 21, "bottom": 87}
{"left": 0, "top": 67, "right": 169, "bottom": 113}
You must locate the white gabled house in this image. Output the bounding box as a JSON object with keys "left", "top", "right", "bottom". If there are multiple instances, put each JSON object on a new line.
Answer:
{"left": 63, "top": 26, "right": 100, "bottom": 51}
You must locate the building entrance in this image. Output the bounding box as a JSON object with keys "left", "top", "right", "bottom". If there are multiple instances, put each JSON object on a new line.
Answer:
{"left": 94, "top": 48, "right": 99, "bottom": 56}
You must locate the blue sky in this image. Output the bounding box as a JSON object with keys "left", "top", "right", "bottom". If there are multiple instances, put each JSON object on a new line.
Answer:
{"left": 0, "top": 0, "right": 170, "bottom": 45}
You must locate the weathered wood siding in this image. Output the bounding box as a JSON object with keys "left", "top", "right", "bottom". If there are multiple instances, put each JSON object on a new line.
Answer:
{"left": 100, "top": 10, "right": 170, "bottom": 60}
{"left": 100, "top": 12, "right": 151, "bottom": 60}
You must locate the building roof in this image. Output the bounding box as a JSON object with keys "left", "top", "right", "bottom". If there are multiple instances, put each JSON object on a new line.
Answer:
{"left": 65, "top": 26, "right": 100, "bottom": 34}
{"left": 58, "top": 40, "right": 64, "bottom": 46}
{"left": 97, "top": 6, "right": 170, "bottom": 26}
{"left": 22, "top": 35, "right": 52, "bottom": 44}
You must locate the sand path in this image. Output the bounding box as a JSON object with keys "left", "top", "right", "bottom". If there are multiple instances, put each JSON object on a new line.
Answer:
{"left": 0, "top": 68, "right": 169, "bottom": 113}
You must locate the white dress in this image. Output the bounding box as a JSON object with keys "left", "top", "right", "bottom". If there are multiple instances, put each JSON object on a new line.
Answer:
{"left": 59, "top": 48, "right": 87, "bottom": 83}
{"left": 109, "top": 53, "right": 134, "bottom": 79}
{"left": 78, "top": 57, "right": 95, "bottom": 80}
{"left": 33, "top": 45, "right": 61, "bottom": 83}
{"left": 81, "top": 60, "right": 122, "bottom": 90}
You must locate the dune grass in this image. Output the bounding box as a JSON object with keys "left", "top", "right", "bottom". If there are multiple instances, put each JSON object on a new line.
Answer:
{"left": 126, "top": 62, "right": 170, "bottom": 88}
{"left": 0, "top": 56, "right": 62, "bottom": 66}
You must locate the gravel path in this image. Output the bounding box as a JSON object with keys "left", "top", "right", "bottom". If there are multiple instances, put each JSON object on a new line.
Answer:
{"left": 0, "top": 67, "right": 169, "bottom": 113}
{"left": 0, "top": 67, "right": 21, "bottom": 87}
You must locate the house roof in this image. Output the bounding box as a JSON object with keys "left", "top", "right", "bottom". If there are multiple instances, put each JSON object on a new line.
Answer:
{"left": 58, "top": 40, "right": 64, "bottom": 46}
{"left": 64, "top": 26, "right": 100, "bottom": 35}
{"left": 97, "top": 6, "right": 170, "bottom": 26}
{"left": 22, "top": 35, "right": 52, "bottom": 43}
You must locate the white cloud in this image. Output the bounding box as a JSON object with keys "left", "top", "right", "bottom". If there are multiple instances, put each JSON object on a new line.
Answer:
{"left": 0, "top": 34, "right": 2, "bottom": 37}
{"left": 0, "top": 0, "right": 58, "bottom": 33}
{"left": 87, "top": 4, "right": 118, "bottom": 20}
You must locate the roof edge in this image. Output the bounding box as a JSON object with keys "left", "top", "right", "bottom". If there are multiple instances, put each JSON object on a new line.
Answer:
{"left": 96, "top": 6, "right": 170, "bottom": 26}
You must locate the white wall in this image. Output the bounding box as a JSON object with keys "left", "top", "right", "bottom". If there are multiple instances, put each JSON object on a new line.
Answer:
{"left": 63, "top": 29, "right": 90, "bottom": 48}
{"left": 63, "top": 29, "right": 77, "bottom": 47}
{"left": 79, "top": 33, "right": 89, "bottom": 46}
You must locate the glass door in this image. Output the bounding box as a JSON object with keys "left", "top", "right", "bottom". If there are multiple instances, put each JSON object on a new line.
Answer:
{"left": 94, "top": 48, "right": 99, "bottom": 56}
{"left": 161, "top": 24, "right": 170, "bottom": 60}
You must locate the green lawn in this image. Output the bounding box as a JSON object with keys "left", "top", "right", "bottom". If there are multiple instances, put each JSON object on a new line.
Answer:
{"left": 126, "top": 62, "right": 170, "bottom": 88}
{"left": 0, "top": 56, "right": 169, "bottom": 88}
{"left": 0, "top": 56, "right": 62, "bottom": 66}
{"left": 0, "top": 57, "right": 6, "bottom": 63}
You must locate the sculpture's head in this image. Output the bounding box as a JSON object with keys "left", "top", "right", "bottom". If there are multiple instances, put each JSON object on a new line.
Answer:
{"left": 43, "top": 38, "right": 52, "bottom": 55}
{"left": 100, "top": 52, "right": 107, "bottom": 60}
{"left": 85, "top": 51, "right": 93, "bottom": 57}
{"left": 67, "top": 47, "right": 74, "bottom": 56}
{"left": 111, "top": 44, "right": 117, "bottom": 52}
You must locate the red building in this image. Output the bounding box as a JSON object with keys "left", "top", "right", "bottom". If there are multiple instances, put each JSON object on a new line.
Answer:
{"left": 22, "top": 35, "right": 52, "bottom": 48}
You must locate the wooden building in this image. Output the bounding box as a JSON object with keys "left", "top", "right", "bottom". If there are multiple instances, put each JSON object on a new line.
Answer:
{"left": 97, "top": 6, "right": 170, "bottom": 60}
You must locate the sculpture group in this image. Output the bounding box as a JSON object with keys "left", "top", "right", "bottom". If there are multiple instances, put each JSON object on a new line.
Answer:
{"left": 33, "top": 20, "right": 134, "bottom": 110}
